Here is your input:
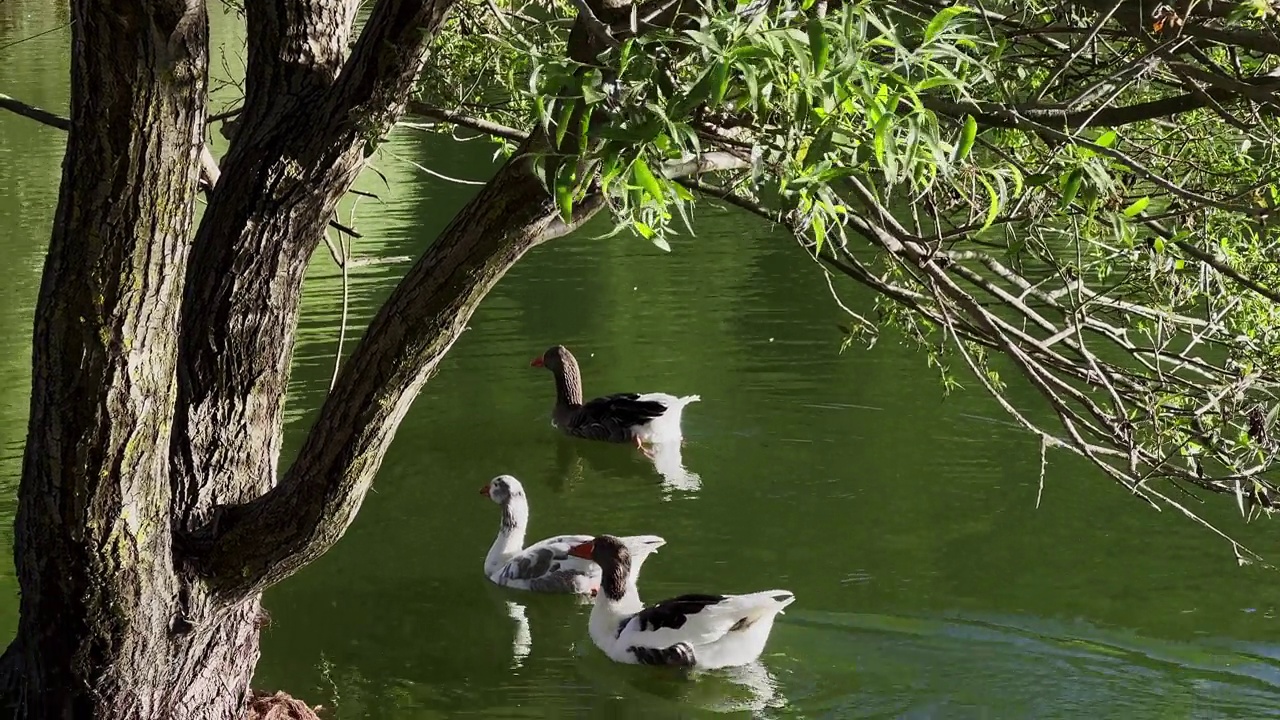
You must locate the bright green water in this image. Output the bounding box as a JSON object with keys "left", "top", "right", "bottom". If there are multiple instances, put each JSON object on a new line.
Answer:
{"left": 5, "top": 4, "right": 1280, "bottom": 718}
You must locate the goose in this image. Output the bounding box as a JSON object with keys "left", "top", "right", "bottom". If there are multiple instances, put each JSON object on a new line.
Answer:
{"left": 568, "top": 535, "right": 795, "bottom": 669}
{"left": 482, "top": 475, "right": 665, "bottom": 594}
{"left": 530, "top": 345, "right": 700, "bottom": 455}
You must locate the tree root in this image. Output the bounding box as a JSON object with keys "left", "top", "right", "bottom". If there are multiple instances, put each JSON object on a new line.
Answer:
{"left": 247, "top": 691, "right": 324, "bottom": 720}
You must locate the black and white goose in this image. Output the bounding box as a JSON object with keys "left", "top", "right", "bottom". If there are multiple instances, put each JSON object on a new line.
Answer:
{"left": 568, "top": 535, "right": 795, "bottom": 669}
{"left": 482, "top": 475, "right": 665, "bottom": 594}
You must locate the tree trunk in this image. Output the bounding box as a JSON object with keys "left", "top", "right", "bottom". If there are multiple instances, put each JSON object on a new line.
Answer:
{"left": 0, "top": 0, "right": 263, "bottom": 716}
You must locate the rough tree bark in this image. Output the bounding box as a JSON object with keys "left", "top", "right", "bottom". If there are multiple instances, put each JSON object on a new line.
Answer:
{"left": 1, "top": 0, "right": 212, "bottom": 716}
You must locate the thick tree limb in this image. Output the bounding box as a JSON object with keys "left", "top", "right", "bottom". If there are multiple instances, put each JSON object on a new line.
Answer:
{"left": 169, "top": 0, "right": 460, "bottom": 537}
{"left": 187, "top": 138, "right": 603, "bottom": 598}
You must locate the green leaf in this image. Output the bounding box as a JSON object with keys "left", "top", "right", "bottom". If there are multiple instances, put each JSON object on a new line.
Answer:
{"left": 916, "top": 75, "right": 963, "bottom": 91}
{"left": 633, "top": 220, "right": 655, "bottom": 239}
{"left": 599, "top": 147, "right": 622, "bottom": 195}
{"left": 978, "top": 174, "right": 1000, "bottom": 230}
{"left": 780, "top": 34, "right": 810, "bottom": 81}
{"left": 1095, "top": 130, "right": 1118, "bottom": 148}
{"left": 813, "top": 212, "right": 827, "bottom": 253}
{"left": 925, "top": 5, "right": 972, "bottom": 43}
{"left": 619, "top": 38, "right": 634, "bottom": 70}
{"left": 534, "top": 96, "right": 549, "bottom": 134}
{"left": 794, "top": 88, "right": 813, "bottom": 124}
{"left": 581, "top": 70, "right": 607, "bottom": 105}
{"left": 873, "top": 113, "right": 894, "bottom": 167}
{"left": 1123, "top": 196, "right": 1151, "bottom": 217}
{"left": 684, "top": 29, "right": 721, "bottom": 52}
{"left": 632, "top": 158, "right": 664, "bottom": 200}
{"left": 1008, "top": 165, "right": 1025, "bottom": 197}
{"left": 955, "top": 115, "right": 977, "bottom": 162}
{"left": 554, "top": 164, "right": 576, "bottom": 224}
{"left": 731, "top": 46, "right": 773, "bottom": 61}
{"left": 554, "top": 99, "right": 576, "bottom": 149}
{"left": 807, "top": 17, "right": 829, "bottom": 76}
{"left": 651, "top": 236, "right": 672, "bottom": 252}
{"left": 671, "top": 64, "right": 719, "bottom": 117}
{"left": 1060, "top": 169, "right": 1083, "bottom": 208}
{"left": 711, "top": 60, "right": 731, "bottom": 107}
{"left": 742, "top": 66, "right": 759, "bottom": 108}
{"left": 808, "top": 124, "right": 835, "bottom": 167}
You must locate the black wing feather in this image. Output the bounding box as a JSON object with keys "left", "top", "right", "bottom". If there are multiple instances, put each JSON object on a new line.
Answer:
{"left": 630, "top": 593, "right": 728, "bottom": 633}
{"left": 630, "top": 642, "right": 697, "bottom": 666}
{"left": 568, "top": 393, "right": 669, "bottom": 442}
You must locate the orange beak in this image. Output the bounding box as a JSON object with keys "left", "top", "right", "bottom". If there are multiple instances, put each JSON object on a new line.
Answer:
{"left": 530, "top": 356, "right": 544, "bottom": 367}
{"left": 480, "top": 484, "right": 491, "bottom": 497}
{"left": 567, "top": 540, "right": 594, "bottom": 559}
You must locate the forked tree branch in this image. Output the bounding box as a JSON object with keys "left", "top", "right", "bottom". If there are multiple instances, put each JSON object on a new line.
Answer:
{"left": 187, "top": 137, "right": 601, "bottom": 597}
{"left": 169, "top": 0, "right": 461, "bottom": 533}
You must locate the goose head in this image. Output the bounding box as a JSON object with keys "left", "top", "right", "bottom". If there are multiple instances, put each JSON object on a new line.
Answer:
{"left": 530, "top": 345, "right": 574, "bottom": 372}
{"left": 480, "top": 474, "right": 525, "bottom": 506}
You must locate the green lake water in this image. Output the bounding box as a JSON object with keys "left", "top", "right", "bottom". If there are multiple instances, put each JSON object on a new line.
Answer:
{"left": 5, "top": 3, "right": 1280, "bottom": 718}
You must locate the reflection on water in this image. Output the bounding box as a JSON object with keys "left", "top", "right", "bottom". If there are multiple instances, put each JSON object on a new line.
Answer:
{"left": 301, "top": 600, "right": 1280, "bottom": 718}
{"left": 549, "top": 435, "right": 701, "bottom": 499}
{"left": 649, "top": 440, "right": 702, "bottom": 498}
{"left": 504, "top": 600, "right": 532, "bottom": 670}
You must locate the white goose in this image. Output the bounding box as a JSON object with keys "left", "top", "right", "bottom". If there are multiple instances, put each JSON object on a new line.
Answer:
{"left": 482, "top": 475, "right": 665, "bottom": 594}
{"left": 568, "top": 534, "right": 795, "bottom": 669}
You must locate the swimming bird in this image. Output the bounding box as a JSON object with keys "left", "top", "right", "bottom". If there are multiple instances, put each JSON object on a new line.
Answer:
{"left": 482, "top": 475, "right": 665, "bottom": 594}
{"left": 530, "top": 345, "right": 700, "bottom": 456}
{"left": 568, "top": 534, "right": 794, "bottom": 668}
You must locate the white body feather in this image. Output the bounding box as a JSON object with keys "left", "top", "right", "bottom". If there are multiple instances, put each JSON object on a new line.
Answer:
{"left": 632, "top": 393, "right": 701, "bottom": 443}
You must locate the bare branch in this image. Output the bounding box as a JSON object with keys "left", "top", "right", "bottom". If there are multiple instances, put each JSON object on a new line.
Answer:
{"left": 0, "top": 93, "right": 69, "bottom": 130}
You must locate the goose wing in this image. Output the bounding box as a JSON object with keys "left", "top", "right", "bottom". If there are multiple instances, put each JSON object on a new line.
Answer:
{"left": 617, "top": 591, "right": 795, "bottom": 649}
{"left": 569, "top": 393, "right": 668, "bottom": 440}
{"left": 497, "top": 534, "right": 597, "bottom": 592}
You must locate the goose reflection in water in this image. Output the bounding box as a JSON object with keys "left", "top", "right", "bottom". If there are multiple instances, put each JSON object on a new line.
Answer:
{"left": 551, "top": 435, "right": 701, "bottom": 499}
{"left": 648, "top": 439, "right": 702, "bottom": 498}
{"left": 504, "top": 600, "right": 532, "bottom": 670}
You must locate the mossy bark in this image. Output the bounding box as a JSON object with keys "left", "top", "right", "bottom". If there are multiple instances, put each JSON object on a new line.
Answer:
{"left": 0, "top": 1, "right": 244, "bottom": 716}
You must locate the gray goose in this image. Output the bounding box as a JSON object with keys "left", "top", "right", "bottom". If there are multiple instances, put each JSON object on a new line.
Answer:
{"left": 530, "top": 345, "right": 700, "bottom": 454}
